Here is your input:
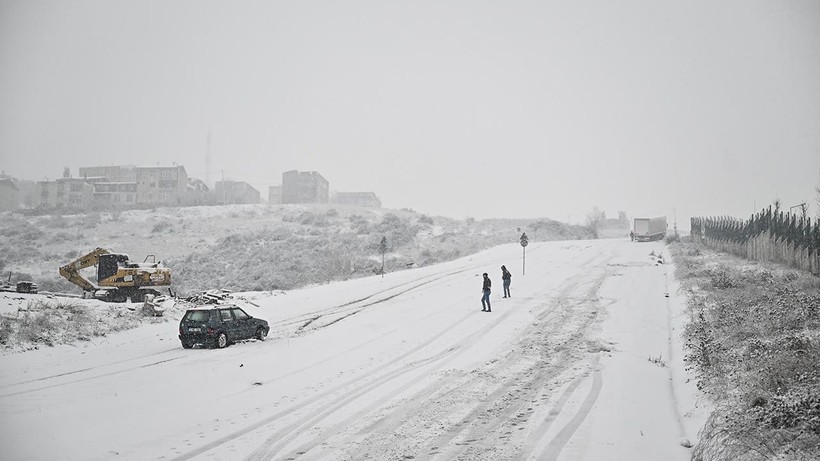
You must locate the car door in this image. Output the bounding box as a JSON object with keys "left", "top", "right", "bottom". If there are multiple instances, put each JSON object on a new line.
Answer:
{"left": 218, "top": 308, "right": 240, "bottom": 339}
{"left": 230, "top": 307, "right": 253, "bottom": 340}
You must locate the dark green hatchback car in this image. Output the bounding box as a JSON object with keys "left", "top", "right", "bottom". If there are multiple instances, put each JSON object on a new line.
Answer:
{"left": 178, "top": 304, "right": 270, "bottom": 349}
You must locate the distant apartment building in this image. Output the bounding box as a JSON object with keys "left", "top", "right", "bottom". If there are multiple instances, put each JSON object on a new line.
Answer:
{"left": 0, "top": 178, "right": 19, "bottom": 211}
{"left": 333, "top": 191, "right": 381, "bottom": 208}
{"left": 79, "top": 164, "right": 190, "bottom": 207}
{"left": 214, "top": 180, "right": 260, "bottom": 204}
{"left": 14, "top": 179, "right": 38, "bottom": 209}
{"left": 135, "top": 165, "right": 188, "bottom": 206}
{"left": 38, "top": 177, "right": 94, "bottom": 210}
{"left": 268, "top": 185, "right": 282, "bottom": 204}
{"left": 186, "top": 178, "right": 210, "bottom": 206}
{"left": 92, "top": 182, "right": 137, "bottom": 206}
{"left": 281, "top": 170, "right": 329, "bottom": 204}
{"left": 79, "top": 165, "right": 136, "bottom": 183}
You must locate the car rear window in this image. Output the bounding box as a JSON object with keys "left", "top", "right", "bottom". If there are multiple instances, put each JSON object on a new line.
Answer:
{"left": 183, "top": 310, "right": 211, "bottom": 322}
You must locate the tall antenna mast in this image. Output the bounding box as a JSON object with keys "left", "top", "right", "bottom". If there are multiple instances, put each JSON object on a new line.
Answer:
{"left": 205, "top": 126, "right": 213, "bottom": 188}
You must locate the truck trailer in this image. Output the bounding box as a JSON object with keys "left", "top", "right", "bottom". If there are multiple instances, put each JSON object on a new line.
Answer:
{"left": 633, "top": 216, "right": 667, "bottom": 242}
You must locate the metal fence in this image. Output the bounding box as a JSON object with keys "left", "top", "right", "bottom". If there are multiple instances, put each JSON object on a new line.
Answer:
{"left": 691, "top": 207, "right": 820, "bottom": 276}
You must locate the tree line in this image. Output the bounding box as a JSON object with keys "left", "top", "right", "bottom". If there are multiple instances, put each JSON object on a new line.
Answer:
{"left": 691, "top": 206, "right": 820, "bottom": 253}
{"left": 691, "top": 206, "right": 820, "bottom": 276}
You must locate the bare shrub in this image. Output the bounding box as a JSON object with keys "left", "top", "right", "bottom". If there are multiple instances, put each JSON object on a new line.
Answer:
{"left": 0, "top": 318, "right": 13, "bottom": 345}
{"left": 2, "top": 299, "right": 156, "bottom": 350}
{"left": 710, "top": 269, "right": 738, "bottom": 289}
{"left": 151, "top": 220, "right": 173, "bottom": 233}
{"left": 675, "top": 240, "right": 820, "bottom": 460}
{"left": 17, "top": 309, "right": 59, "bottom": 346}
{"left": 49, "top": 231, "right": 74, "bottom": 244}
{"left": 298, "top": 211, "right": 316, "bottom": 225}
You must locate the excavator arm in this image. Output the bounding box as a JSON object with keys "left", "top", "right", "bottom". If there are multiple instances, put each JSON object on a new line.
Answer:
{"left": 58, "top": 247, "right": 111, "bottom": 292}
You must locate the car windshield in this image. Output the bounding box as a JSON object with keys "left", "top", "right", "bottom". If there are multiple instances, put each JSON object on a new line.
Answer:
{"left": 183, "top": 310, "right": 211, "bottom": 322}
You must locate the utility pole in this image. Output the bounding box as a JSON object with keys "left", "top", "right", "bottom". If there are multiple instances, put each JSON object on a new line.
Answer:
{"left": 790, "top": 202, "right": 808, "bottom": 219}
{"left": 673, "top": 207, "right": 678, "bottom": 238}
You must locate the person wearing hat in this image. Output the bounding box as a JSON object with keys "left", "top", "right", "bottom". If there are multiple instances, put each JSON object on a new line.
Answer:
{"left": 481, "top": 273, "right": 492, "bottom": 312}
{"left": 501, "top": 265, "right": 512, "bottom": 298}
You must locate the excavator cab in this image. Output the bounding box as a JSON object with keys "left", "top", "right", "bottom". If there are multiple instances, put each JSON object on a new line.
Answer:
{"left": 98, "top": 254, "right": 131, "bottom": 282}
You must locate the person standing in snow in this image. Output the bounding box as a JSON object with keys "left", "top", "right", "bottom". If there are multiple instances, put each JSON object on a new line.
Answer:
{"left": 501, "top": 265, "right": 511, "bottom": 298}
{"left": 481, "top": 273, "right": 492, "bottom": 312}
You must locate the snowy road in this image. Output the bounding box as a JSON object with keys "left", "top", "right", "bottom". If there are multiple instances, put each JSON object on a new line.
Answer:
{"left": 0, "top": 239, "right": 701, "bottom": 460}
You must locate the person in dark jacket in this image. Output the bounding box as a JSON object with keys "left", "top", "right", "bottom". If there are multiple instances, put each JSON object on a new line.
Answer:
{"left": 501, "top": 265, "right": 511, "bottom": 298}
{"left": 481, "top": 273, "right": 492, "bottom": 312}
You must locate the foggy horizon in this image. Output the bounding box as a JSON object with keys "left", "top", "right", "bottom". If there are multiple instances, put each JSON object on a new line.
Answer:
{"left": 1, "top": 1, "right": 819, "bottom": 225}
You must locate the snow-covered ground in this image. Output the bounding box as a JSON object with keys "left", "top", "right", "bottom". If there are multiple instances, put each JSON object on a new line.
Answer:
{"left": 0, "top": 238, "right": 707, "bottom": 460}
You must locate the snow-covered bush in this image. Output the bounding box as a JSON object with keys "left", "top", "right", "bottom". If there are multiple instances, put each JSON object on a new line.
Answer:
{"left": 1, "top": 299, "right": 167, "bottom": 351}
{"left": 673, "top": 241, "right": 820, "bottom": 461}
{"left": 0, "top": 215, "right": 43, "bottom": 243}
{"left": 151, "top": 220, "right": 173, "bottom": 233}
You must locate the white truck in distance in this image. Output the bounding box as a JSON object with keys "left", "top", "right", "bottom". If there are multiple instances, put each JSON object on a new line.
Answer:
{"left": 633, "top": 216, "right": 667, "bottom": 242}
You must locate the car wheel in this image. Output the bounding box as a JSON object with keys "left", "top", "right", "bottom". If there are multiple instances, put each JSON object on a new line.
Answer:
{"left": 215, "top": 332, "right": 228, "bottom": 349}
{"left": 181, "top": 340, "right": 193, "bottom": 349}
{"left": 255, "top": 327, "right": 267, "bottom": 341}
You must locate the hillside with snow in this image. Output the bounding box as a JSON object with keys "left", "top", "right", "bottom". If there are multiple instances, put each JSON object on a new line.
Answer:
{"left": 0, "top": 204, "right": 592, "bottom": 296}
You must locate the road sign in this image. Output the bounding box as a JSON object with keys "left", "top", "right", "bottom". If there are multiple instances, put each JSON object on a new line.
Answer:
{"left": 520, "top": 233, "right": 529, "bottom": 247}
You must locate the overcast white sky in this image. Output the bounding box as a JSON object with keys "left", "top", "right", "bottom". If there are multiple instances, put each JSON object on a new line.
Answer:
{"left": 1, "top": 1, "right": 819, "bottom": 226}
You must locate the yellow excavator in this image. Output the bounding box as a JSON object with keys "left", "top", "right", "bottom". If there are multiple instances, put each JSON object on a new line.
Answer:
{"left": 59, "top": 247, "right": 172, "bottom": 303}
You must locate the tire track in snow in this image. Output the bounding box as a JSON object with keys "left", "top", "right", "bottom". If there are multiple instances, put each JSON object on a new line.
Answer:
{"left": 221, "top": 292, "right": 534, "bottom": 461}
{"left": 420, "top": 261, "right": 612, "bottom": 460}
{"left": 166, "top": 291, "right": 486, "bottom": 461}
{"left": 0, "top": 347, "right": 183, "bottom": 390}
{"left": 0, "top": 350, "right": 186, "bottom": 397}
{"left": 270, "top": 292, "right": 563, "bottom": 461}
{"left": 352, "top": 280, "right": 595, "bottom": 460}
{"left": 277, "top": 258, "right": 515, "bottom": 336}
{"left": 533, "top": 368, "right": 604, "bottom": 461}
{"left": 275, "top": 247, "right": 614, "bottom": 460}
{"left": 167, "top": 244, "right": 560, "bottom": 461}
{"left": 275, "top": 242, "right": 552, "bottom": 336}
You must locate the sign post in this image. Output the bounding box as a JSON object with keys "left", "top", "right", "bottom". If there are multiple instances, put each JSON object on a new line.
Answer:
{"left": 379, "top": 236, "right": 388, "bottom": 278}
{"left": 519, "top": 232, "right": 529, "bottom": 276}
